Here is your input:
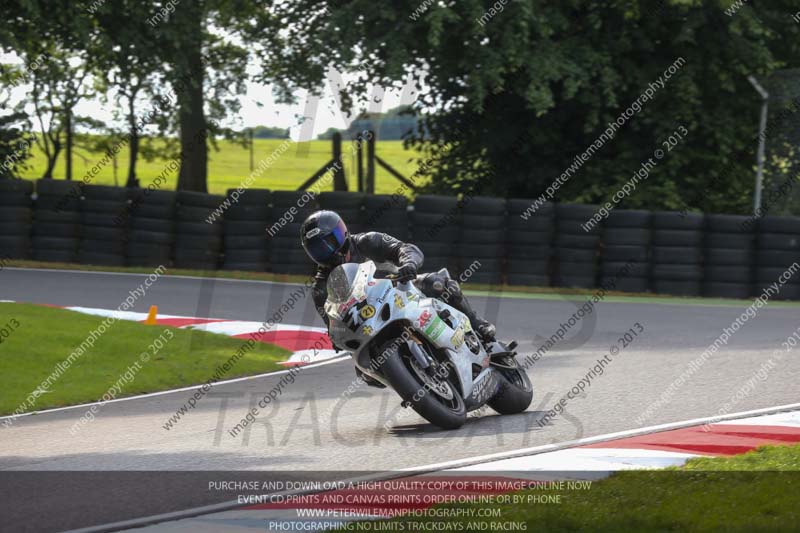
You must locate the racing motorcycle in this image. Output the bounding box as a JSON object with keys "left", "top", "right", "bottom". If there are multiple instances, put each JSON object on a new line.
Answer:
{"left": 324, "top": 261, "right": 533, "bottom": 430}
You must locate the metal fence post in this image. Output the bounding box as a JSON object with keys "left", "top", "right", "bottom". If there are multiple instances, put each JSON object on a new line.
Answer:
{"left": 748, "top": 75, "right": 769, "bottom": 216}
{"left": 332, "top": 132, "right": 347, "bottom": 191}
{"left": 356, "top": 132, "right": 364, "bottom": 192}
{"left": 366, "top": 130, "right": 376, "bottom": 194}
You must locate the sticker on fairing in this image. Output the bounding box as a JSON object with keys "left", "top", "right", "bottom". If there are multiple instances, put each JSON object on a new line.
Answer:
{"left": 471, "top": 372, "right": 497, "bottom": 403}
{"left": 425, "top": 316, "right": 447, "bottom": 340}
{"left": 394, "top": 294, "right": 405, "bottom": 309}
{"left": 360, "top": 305, "right": 376, "bottom": 319}
{"left": 450, "top": 326, "right": 465, "bottom": 349}
{"left": 362, "top": 325, "right": 373, "bottom": 336}
{"left": 378, "top": 286, "right": 391, "bottom": 303}
{"left": 417, "top": 309, "right": 432, "bottom": 328}
{"left": 337, "top": 296, "right": 357, "bottom": 316}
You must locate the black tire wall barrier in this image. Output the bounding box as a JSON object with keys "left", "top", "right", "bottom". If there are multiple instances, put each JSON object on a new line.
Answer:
{"left": 269, "top": 191, "right": 318, "bottom": 275}
{"left": 126, "top": 189, "right": 175, "bottom": 267}
{"left": 32, "top": 179, "right": 82, "bottom": 263}
{"left": 601, "top": 209, "right": 651, "bottom": 293}
{"left": 0, "top": 179, "right": 33, "bottom": 260}
{"left": 554, "top": 203, "right": 600, "bottom": 289}
{"left": 222, "top": 188, "right": 272, "bottom": 272}
{"left": 2, "top": 180, "right": 798, "bottom": 300}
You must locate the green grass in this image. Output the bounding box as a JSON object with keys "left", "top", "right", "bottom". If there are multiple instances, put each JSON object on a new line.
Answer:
{"left": 678, "top": 443, "right": 800, "bottom": 471}
{"left": 0, "top": 302, "right": 289, "bottom": 415}
{"left": 19, "top": 137, "right": 431, "bottom": 195}
{"left": 341, "top": 444, "right": 800, "bottom": 532}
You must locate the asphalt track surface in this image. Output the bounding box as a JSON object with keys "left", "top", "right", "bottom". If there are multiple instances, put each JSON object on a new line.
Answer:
{"left": 1, "top": 268, "right": 799, "bottom": 531}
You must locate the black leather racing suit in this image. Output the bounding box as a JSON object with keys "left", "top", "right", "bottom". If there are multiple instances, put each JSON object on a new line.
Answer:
{"left": 310, "top": 232, "right": 491, "bottom": 337}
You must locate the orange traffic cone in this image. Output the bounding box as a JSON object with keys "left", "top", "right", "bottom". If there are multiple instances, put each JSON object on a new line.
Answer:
{"left": 145, "top": 305, "right": 158, "bottom": 325}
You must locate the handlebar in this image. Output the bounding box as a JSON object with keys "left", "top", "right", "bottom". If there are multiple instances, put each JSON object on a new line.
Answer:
{"left": 381, "top": 273, "right": 413, "bottom": 290}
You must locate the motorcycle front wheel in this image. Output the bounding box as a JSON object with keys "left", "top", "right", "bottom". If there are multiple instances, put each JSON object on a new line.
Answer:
{"left": 487, "top": 355, "right": 533, "bottom": 415}
{"left": 377, "top": 339, "right": 467, "bottom": 430}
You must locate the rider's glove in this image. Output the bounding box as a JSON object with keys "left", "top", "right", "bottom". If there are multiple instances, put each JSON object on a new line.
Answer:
{"left": 396, "top": 263, "right": 418, "bottom": 283}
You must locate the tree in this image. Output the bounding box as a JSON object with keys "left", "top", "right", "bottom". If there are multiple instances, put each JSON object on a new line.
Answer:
{"left": 2, "top": 0, "right": 271, "bottom": 191}
{"left": 253, "top": 125, "right": 290, "bottom": 139}
{"left": 0, "top": 111, "right": 33, "bottom": 179}
{"left": 153, "top": 0, "right": 264, "bottom": 192}
{"left": 265, "top": 0, "right": 800, "bottom": 214}
{"left": 23, "top": 49, "right": 93, "bottom": 180}
{"left": 316, "top": 127, "right": 341, "bottom": 140}
{"left": 1, "top": 2, "right": 95, "bottom": 180}
{"left": 0, "top": 48, "right": 90, "bottom": 180}
{"left": 90, "top": 0, "right": 166, "bottom": 187}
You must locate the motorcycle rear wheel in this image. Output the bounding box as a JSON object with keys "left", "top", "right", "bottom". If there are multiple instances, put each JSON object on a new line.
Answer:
{"left": 378, "top": 340, "right": 467, "bottom": 430}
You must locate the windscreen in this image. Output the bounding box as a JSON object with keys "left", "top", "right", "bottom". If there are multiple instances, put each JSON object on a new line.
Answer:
{"left": 327, "top": 263, "right": 362, "bottom": 304}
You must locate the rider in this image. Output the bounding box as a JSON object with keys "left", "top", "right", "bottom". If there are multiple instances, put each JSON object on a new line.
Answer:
{"left": 301, "top": 210, "right": 497, "bottom": 344}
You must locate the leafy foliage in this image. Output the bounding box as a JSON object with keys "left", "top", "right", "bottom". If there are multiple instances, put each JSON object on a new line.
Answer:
{"left": 268, "top": 0, "right": 800, "bottom": 213}
{"left": 0, "top": 111, "right": 32, "bottom": 178}
{"left": 252, "top": 125, "right": 290, "bottom": 139}
{"left": 0, "top": 0, "right": 276, "bottom": 190}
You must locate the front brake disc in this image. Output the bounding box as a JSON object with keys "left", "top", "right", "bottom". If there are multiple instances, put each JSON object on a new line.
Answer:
{"left": 410, "top": 359, "right": 454, "bottom": 401}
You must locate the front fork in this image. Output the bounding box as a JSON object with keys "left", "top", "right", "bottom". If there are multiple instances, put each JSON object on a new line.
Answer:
{"left": 406, "top": 336, "right": 434, "bottom": 369}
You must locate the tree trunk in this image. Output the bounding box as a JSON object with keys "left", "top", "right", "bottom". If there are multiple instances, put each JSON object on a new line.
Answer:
{"left": 175, "top": 0, "right": 207, "bottom": 193}
{"left": 42, "top": 139, "right": 61, "bottom": 179}
{"left": 126, "top": 95, "right": 140, "bottom": 188}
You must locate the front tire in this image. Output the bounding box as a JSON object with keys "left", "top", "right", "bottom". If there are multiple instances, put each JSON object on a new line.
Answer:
{"left": 377, "top": 340, "right": 467, "bottom": 430}
{"left": 488, "top": 355, "right": 533, "bottom": 415}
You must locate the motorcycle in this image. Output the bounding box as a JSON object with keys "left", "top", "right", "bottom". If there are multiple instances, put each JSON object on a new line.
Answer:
{"left": 324, "top": 261, "right": 533, "bottom": 430}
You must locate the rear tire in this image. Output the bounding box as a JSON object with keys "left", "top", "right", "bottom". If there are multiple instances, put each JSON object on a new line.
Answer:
{"left": 378, "top": 339, "right": 466, "bottom": 430}
{"left": 487, "top": 355, "right": 533, "bottom": 415}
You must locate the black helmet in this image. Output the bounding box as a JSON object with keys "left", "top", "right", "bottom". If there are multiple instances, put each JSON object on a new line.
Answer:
{"left": 301, "top": 210, "right": 350, "bottom": 266}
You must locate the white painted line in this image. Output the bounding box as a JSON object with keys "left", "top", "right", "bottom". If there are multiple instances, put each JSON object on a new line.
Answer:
{"left": 397, "top": 402, "right": 800, "bottom": 474}
{"left": 63, "top": 402, "right": 800, "bottom": 533}
{"left": 67, "top": 306, "right": 189, "bottom": 322}
{"left": 11, "top": 267, "right": 800, "bottom": 309}
{"left": 452, "top": 447, "right": 700, "bottom": 472}
{"left": 0, "top": 356, "right": 349, "bottom": 423}
{"left": 3, "top": 266, "right": 308, "bottom": 288}
{"left": 65, "top": 470, "right": 408, "bottom": 533}
{"left": 63, "top": 306, "right": 327, "bottom": 334}
{"left": 188, "top": 321, "right": 326, "bottom": 335}
{"left": 714, "top": 410, "right": 800, "bottom": 427}
{"left": 63, "top": 499, "right": 251, "bottom": 533}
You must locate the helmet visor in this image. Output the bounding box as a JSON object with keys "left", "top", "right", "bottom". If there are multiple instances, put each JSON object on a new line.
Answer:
{"left": 305, "top": 219, "right": 348, "bottom": 264}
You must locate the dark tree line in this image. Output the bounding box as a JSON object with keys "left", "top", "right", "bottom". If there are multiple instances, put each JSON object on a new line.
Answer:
{"left": 267, "top": 0, "right": 800, "bottom": 214}
{"left": 1, "top": 0, "right": 799, "bottom": 214}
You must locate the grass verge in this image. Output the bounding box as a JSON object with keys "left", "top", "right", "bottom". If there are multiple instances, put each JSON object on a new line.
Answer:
{"left": 0, "top": 302, "right": 289, "bottom": 415}
{"left": 340, "top": 444, "right": 800, "bottom": 532}
{"left": 5, "top": 259, "right": 800, "bottom": 308}
{"left": 20, "top": 138, "right": 430, "bottom": 195}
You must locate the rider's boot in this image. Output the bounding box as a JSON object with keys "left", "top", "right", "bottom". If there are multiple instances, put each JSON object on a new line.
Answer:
{"left": 445, "top": 280, "right": 496, "bottom": 342}
{"left": 460, "top": 302, "right": 496, "bottom": 342}
{"left": 417, "top": 269, "right": 497, "bottom": 342}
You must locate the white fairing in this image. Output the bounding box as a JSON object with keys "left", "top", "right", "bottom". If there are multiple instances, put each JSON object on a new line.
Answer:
{"left": 324, "top": 261, "right": 490, "bottom": 399}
